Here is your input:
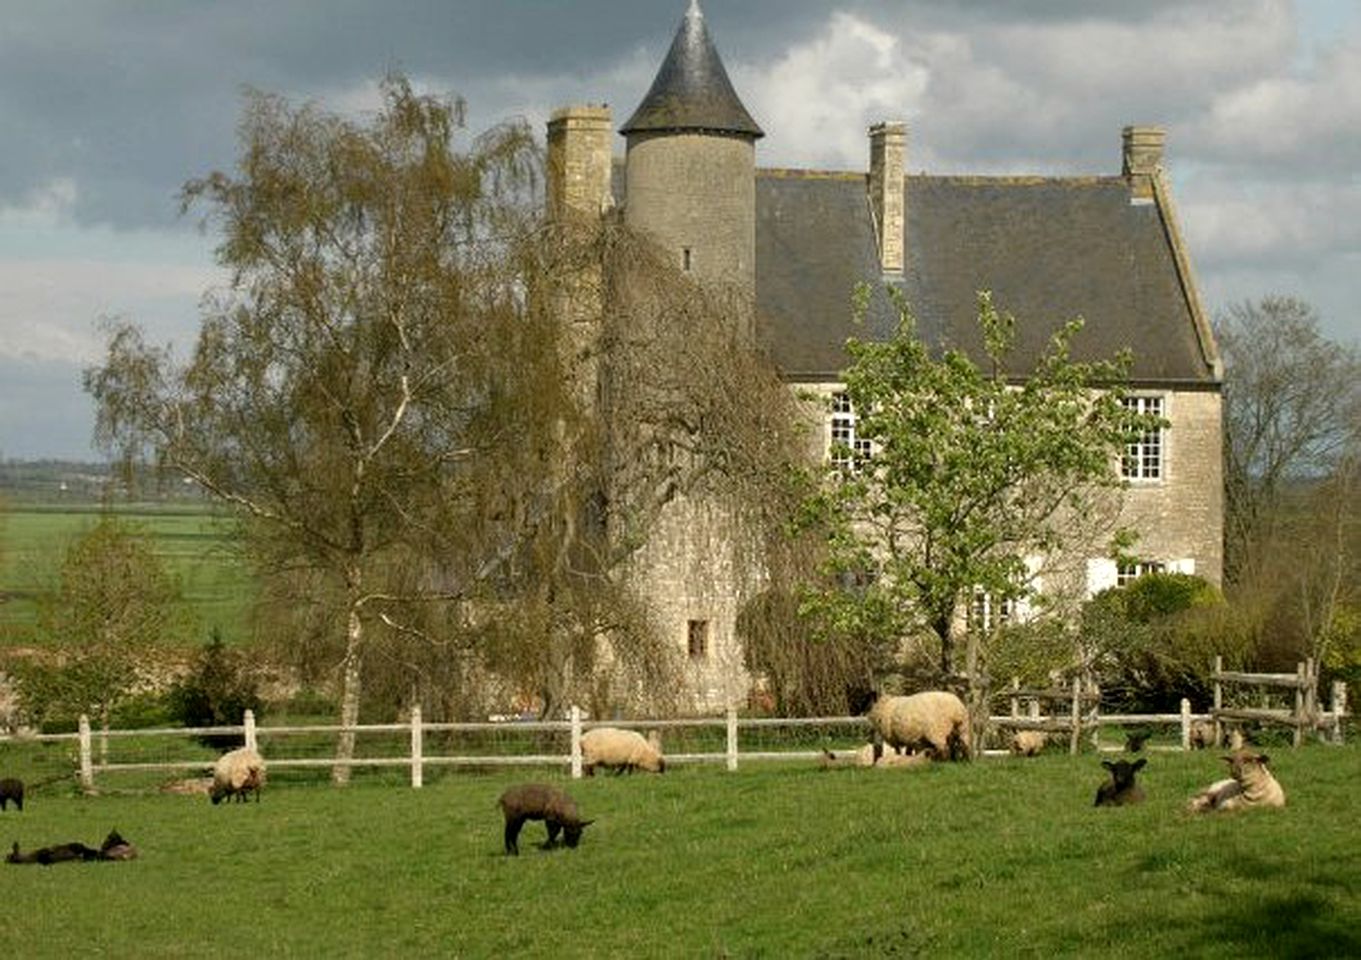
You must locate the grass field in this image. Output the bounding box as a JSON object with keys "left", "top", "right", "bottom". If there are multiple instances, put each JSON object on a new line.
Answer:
{"left": 0, "top": 503, "right": 255, "bottom": 646}
{"left": 2, "top": 745, "right": 1357, "bottom": 958}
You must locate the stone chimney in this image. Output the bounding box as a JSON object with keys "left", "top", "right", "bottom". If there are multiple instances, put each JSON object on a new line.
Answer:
{"left": 869, "top": 122, "right": 906, "bottom": 274}
{"left": 1122, "top": 125, "right": 1165, "bottom": 202}
{"left": 546, "top": 105, "right": 614, "bottom": 220}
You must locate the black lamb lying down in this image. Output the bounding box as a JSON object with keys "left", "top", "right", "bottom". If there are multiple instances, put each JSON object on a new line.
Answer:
{"left": 7, "top": 830, "right": 138, "bottom": 865}
{"left": 0, "top": 777, "right": 23, "bottom": 811}
{"left": 498, "top": 783, "right": 593, "bottom": 856}
{"left": 1094, "top": 758, "right": 1147, "bottom": 807}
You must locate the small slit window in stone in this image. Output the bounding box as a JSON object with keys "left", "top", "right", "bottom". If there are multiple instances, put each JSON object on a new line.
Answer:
{"left": 687, "top": 619, "right": 709, "bottom": 659}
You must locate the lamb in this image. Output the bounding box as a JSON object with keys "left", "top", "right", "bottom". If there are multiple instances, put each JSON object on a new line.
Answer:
{"left": 580, "top": 727, "right": 666, "bottom": 775}
{"left": 0, "top": 777, "right": 23, "bottom": 811}
{"left": 210, "top": 746, "right": 266, "bottom": 804}
{"left": 498, "top": 782, "right": 593, "bottom": 856}
{"left": 1124, "top": 730, "right": 1152, "bottom": 753}
{"left": 1188, "top": 719, "right": 1216, "bottom": 749}
{"left": 1188, "top": 751, "right": 1285, "bottom": 813}
{"left": 6, "top": 840, "right": 100, "bottom": 865}
{"left": 1009, "top": 730, "right": 1048, "bottom": 757}
{"left": 819, "top": 744, "right": 929, "bottom": 769}
{"left": 1094, "top": 758, "right": 1147, "bottom": 807}
{"left": 861, "top": 690, "right": 972, "bottom": 762}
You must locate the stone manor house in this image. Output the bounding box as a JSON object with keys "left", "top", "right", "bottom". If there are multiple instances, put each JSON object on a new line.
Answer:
{"left": 544, "top": 2, "right": 1222, "bottom": 710}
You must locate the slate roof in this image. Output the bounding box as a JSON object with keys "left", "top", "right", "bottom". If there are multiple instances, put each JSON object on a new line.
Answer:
{"left": 620, "top": 1, "right": 763, "bottom": 139}
{"left": 754, "top": 171, "right": 1218, "bottom": 386}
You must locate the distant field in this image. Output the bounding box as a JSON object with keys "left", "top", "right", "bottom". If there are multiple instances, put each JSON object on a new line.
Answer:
{"left": 0, "top": 745, "right": 1357, "bottom": 957}
{"left": 0, "top": 502, "right": 256, "bottom": 647}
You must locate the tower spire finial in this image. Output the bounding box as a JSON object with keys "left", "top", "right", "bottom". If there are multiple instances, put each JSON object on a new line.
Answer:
{"left": 688, "top": 0, "right": 701, "bottom": 17}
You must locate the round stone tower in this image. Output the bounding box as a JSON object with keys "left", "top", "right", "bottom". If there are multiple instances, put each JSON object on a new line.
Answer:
{"left": 620, "top": 0, "right": 763, "bottom": 297}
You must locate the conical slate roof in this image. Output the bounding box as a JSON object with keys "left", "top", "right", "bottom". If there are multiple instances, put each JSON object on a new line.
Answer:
{"left": 621, "top": 0, "right": 763, "bottom": 139}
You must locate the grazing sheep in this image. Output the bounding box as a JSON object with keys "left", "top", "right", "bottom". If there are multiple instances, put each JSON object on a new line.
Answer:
{"left": 862, "top": 690, "right": 971, "bottom": 762}
{"left": 0, "top": 778, "right": 23, "bottom": 811}
{"left": 98, "top": 830, "right": 138, "bottom": 861}
{"left": 1009, "top": 730, "right": 1048, "bottom": 757}
{"left": 210, "top": 747, "right": 266, "bottom": 805}
{"left": 1124, "top": 730, "right": 1152, "bottom": 753}
{"left": 580, "top": 727, "right": 666, "bottom": 775}
{"left": 1188, "top": 751, "right": 1285, "bottom": 813}
{"left": 1094, "top": 758, "right": 1147, "bottom": 807}
{"left": 498, "top": 782, "right": 593, "bottom": 856}
{"left": 6, "top": 840, "right": 100, "bottom": 865}
{"left": 1188, "top": 719, "right": 1216, "bottom": 749}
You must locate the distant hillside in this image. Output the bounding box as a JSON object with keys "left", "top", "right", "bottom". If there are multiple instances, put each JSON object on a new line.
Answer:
{"left": 0, "top": 460, "right": 209, "bottom": 504}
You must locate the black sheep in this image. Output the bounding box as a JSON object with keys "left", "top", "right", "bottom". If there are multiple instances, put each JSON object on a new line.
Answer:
{"left": 1094, "top": 758, "right": 1147, "bottom": 807}
{"left": 498, "top": 783, "right": 593, "bottom": 856}
{"left": 0, "top": 778, "right": 23, "bottom": 812}
{"left": 7, "top": 840, "right": 101, "bottom": 865}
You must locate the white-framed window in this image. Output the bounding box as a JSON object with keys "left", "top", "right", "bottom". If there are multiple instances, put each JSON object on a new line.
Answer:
{"left": 1116, "top": 560, "right": 1165, "bottom": 587}
{"left": 1122, "top": 395, "right": 1164, "bottom": 481}
{"left": 830, "top": 392, "right": 872, "bottom": 471}
{"left": 969, "top": 589, "right": 1016, "bottom": 633}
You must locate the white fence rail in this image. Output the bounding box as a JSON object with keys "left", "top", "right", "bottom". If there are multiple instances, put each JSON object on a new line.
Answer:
{"left": 0, "top": 689, "right": 1347, "bottom": 793}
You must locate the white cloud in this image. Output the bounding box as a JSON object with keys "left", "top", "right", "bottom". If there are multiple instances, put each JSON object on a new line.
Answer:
{"left": 734, "top": 13, "right": 929, "bottom": 170}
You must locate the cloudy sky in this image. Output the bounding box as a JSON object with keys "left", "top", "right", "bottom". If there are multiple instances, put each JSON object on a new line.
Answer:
{"left": 1, "top": 0, "right": 1358, "bottom": 460}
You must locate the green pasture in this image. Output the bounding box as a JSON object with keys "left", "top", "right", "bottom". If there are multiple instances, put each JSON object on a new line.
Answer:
{"left": 1, "top": 744, "right": 1357, "bottom": 958}
{"left": 0, "top": 503, "right": 255, "bottom": 646}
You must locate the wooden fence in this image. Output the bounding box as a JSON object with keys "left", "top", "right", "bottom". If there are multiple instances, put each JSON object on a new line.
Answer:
{"left": 1210, "top": 656, "right": 1348, "bottom": 748}
{"left": 1, "top": 685, "right": 1347, "bottom": 793}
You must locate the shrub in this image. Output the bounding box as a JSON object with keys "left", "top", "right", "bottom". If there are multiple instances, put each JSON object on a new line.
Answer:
{"left": 166, "top": 629, "right": 262, "bottom": 747}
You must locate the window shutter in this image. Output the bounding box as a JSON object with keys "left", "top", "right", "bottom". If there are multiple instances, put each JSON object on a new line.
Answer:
{"left": 1087, "top": 558, "right": 1118, "bottom": 596}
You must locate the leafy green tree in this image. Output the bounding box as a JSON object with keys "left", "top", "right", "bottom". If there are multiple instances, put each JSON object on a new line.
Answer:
{"left": 798, "top": 286, "right": 1160, "bottom": 688}
{"left": 22, "top": 514, "right": 183, "bottom": 732}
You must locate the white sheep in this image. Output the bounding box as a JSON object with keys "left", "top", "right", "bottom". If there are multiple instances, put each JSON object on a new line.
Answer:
{"left": 1188, "top": 719, "right": 1216, "bottom": 749}
{"left": 580, "top": 727, "right": 666, "bottom": 775}
{"left": 1187, "top": 751, "right": 1285, "bottom": 813}
{"left": 819, "top": 744, "right": 929, "bottom": 769}
{"left": 864, "top": 690, "right": 972, "bottom": 762}
{"left": 1009, "top": 730, "right": 1047, "bottom": 757}
{"left": 210, "top": 747, "right": 266, "bottom": 804}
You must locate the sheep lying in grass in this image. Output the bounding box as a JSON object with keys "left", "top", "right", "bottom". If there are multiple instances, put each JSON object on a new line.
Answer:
{"left": 6, "top": 830, "right": 138, "bottom": 864}
{"left": 580, "top": 727, "right": 665, "bottom": 775}
{"left": 819, "top": 745, "right": 929, "bottom": 769}
{"left": 498, "top": 782, "right": 593, "bottom": 856}
{"left": 1094, "top": 758, "right": 1147, "bottom": 807}
{"left": 210, "top": 747, "right": 266, "bottom": 804}
{"left": 6, "top": 840, "right": 100, "bottom": 865}
{"left": 0, "top": 778, "right": 23, "bottom": 811}
{"left": 1188, "top": 751, "right": 1285, "bottom": 813}
{"left": 1188, "top": 719, "right": 1215, "bottom": 749}
{"left": 861, "top": 690, "right": 971, "bottom": 762}
{"left": 1009, "top": 731, "right": 1047, "bottom": 757}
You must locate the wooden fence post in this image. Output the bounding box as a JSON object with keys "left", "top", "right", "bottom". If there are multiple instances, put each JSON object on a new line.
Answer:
{"left": 244, "top": 709, "right": 257, "bottom": 752}
{"left": 1009, "top": 677, "right": 1020, "bottom": 721}
{"left": 410, "top": 703, "right": 423, "bottom": 789}
{"left": 570, "top": 705, "right": 582, "bottom": 779}
{"left": 1180, "top": 698, "right": 1191, "bottom": 751}
{"left": 1213, "top": 655, "right": 1223, "bottom": 747}
{"left": 1088, "top": 680, "right": 1101, "bottom": 752}
{"left": 78, "top": 713, "right": 93, "bottom": 794}
{"left": 726, "top": 705, "right": 739, "bottom": 772}
{"left": 1293, "top": 661, "right": 1306, "bottom": 747}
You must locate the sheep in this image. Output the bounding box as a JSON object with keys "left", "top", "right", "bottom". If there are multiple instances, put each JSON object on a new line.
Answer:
{"left": 1188, "top": 719, "right": 1216, "bottom": 750}
{"left": 862, "top": 690, "right": 971, "bottom": 762}
{"left": 98, "top": 829, "right": 138, "bottom": 861}
{"left": 0, "top": 777, "right": 23, "bottom": 811}
{"left": 498, "top": 782, "right": 593, "bottom": 856}
{"left": 1094, "top": 758, "right": 1147, "bottom": 807}
{"left": 580, "top": 727, "right": 666, "bottom": 775}
{"left": 1188, "top": 751, "right": 1285, "bottom": 813}
{"left": 210, "top": 747, "right": 266, "bottom": 804}
{"left": 6, "top": 840, "right": 100, "bottom": 865}
{"left": 819, "top": 744, "right": 929, "bottom": 769}
{"left": 1124, "top": 730, "right": 1152, "bottom": 753}
{"left": 1009, "top": 730, "right": 1048, "bottom": 757}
